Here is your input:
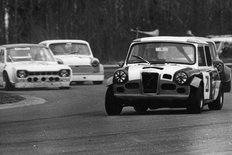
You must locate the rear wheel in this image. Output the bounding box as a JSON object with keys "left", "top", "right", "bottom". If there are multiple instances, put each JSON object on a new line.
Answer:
{"left": 105, "top": 86, "right": 123, "bottom": 115}
{"left": 208, "top": 85, "right": 224, "bottom": 110}
{"left": 93, "top": 81, "right": 103, "bottom": 85}
{"left": 3, "top": 72, "right": 15, "bottom": 91}
{"left": 187, "top": 86, "right": 204, "bottom": 114}
{"left": 59, "top": 86, "right": 70, "bottom": 89}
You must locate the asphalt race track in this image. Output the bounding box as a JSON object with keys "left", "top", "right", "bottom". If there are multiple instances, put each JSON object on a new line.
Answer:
{"left": 0, "top": 75, "right": 232, "bottom": 154}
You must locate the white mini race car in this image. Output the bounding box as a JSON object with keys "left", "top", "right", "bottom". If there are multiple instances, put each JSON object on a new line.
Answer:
{"left": 39, "top": 40, "right": 104, "bottom": 84}
{"left": 105, "top": 36, "right": 229, "bottom": 115}
{"left": 0, "top": 44, "right": 72, "bottom": 90}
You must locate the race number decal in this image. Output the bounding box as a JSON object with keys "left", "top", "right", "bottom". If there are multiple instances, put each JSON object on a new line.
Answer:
{"left": 202, "top": 72, "right": 210, "bottom": 99}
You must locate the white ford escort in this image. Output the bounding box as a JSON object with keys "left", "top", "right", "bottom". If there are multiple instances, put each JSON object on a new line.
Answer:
{"left": 39, "top": 40, "right": 104, "bottom": 84}
{"left": 105, "top": 36, "right": 227, "bottom": 115}
{"left": 0, "top": 44, "right": 72, "bottom": 90}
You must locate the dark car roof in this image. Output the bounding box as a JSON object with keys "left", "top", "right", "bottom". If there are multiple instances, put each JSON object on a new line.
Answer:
{"left": 0, "top": 43, "right": 46, "bottom": 49}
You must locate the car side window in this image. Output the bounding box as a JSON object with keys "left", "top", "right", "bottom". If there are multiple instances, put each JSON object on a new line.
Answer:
{"left": 205, "top": 46, "right": 212, "bottom": 66}
{"left": 198, "top": 46, "right": 206, "bottom": 66}
{"left": 0, "top": 49, "right": 4, "bottom": 63}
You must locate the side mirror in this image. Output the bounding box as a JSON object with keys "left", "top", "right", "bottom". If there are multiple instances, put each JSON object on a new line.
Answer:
{"left": 118, "top": 61, "right": 124, "bottom": 67}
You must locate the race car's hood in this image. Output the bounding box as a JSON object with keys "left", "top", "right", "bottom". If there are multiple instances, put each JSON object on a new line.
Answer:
{"left": 128, "top": 64, "right": 193, "bottom": 81}
{"left": 9, "top": 61, "right": 69, "bottom": 71}
{"left": 55, "top": 55, "right": 91, "bottom": 65}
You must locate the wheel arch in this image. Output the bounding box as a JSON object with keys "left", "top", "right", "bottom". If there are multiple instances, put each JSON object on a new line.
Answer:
{"left": 3, "top": 70, "right": 15, "bottom": 84}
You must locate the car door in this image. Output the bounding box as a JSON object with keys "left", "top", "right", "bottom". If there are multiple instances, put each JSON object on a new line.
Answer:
{"left": 0, "top": 48, "right": 5, "bottom": 86}
{"left": 204, "top": 45, "right": 219, "bottom": 100}
{"left": 198, "top": 45, "right": 218, "bottom": 100}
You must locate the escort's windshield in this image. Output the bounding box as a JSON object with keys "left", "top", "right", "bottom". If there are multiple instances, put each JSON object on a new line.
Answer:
{"left": 7, "top": 47, "right": 56, "bottom": 62}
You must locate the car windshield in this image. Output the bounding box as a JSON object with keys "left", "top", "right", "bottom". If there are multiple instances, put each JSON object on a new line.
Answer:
{"left": 49, "top": 43, "right": 91, "bottom": 55}
{"left": 6, "top": 46, "right": 56, "bottom": 62}
{"left": 127, "top": 42, "right": 195, "bottom": 65}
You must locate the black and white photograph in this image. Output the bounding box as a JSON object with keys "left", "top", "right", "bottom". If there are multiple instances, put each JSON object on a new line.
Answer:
{"left": 0, "top": 0, "right": 232, "bottom": 154}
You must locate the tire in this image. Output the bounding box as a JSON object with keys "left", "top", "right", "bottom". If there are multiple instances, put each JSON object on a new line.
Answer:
{"left": 75, "top": 81, "right": 84, "bottom": 85}
{"left": 187, "top": 86, "right": 204, "bottom": 114}
{"left": 222, "top": 81, "right": 231, "bottom": 93}
{"left": 134, "top": 104, "right": 148, "bottom": 113}
{"left": 105, "top": 86, "right": 123, "bottom": 115}
{"left": 93, "top": 81, "right": 103, "bottom": 85}
{"left": 3, "top": 72, "right": 15, "bottom": 91}
{"left": 208, "top": 85, "right": 224, "bottom": 110}
{"left": 59, "top": 87, "right": 71, "bottom": 89}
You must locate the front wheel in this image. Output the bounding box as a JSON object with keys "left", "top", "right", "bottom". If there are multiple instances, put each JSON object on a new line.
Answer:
{"left": 105, "top": 86, "right": 123, "bottom": 115}
{"left": 187, "top": 86, "right": 204, "bottom": 114}
{"left": 208, "top": 85, "right": 224, "bottom": 110}
{"left": 59, "top": 86, "right": 71, "bottom": 89}
{"left": 3, "top": 72, "right": 15, "bottom": 91}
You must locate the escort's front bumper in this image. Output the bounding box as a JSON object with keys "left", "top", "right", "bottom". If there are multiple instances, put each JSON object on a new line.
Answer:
{"left": 14, "top": 77, "right": 71, "bottom": 88}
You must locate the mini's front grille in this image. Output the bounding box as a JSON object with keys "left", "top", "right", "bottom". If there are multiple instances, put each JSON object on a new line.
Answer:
{"left": 70, "top": 65, "right": 96, "bottom": 74}
{"left": 142, "top": 72, "right": 159, "bottom": 93}
{"left": 28, "top": 71, "right": 59, "bottom": 76}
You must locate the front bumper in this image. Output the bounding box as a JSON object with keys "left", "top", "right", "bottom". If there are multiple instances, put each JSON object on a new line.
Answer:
{"left": 14, "top": 76, "right": 71, "bottom": 88}
{"left": 15, "top": 81, "right": 70, "bottom": 88}
{"left": 113, "top": 79, "right": 190, "bottom": 101}
{"left": 69, "top": 64, "right": 104, "bottom": 82}
{"left": 72, "top": 74, "right": 104, "bottom": 82}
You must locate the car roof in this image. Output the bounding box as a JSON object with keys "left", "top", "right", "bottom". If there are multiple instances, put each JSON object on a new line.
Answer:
{"left": 133, "top": 36, "right": 208, "bottom": 44}
{"left": 40, "top": 39, "right": 89, "bottom": 45}
{"left": 0, "top": 43, "right": 46, "bottom": 49}
{"left": 210, "top": 37, "right": 232, "bottom": 42}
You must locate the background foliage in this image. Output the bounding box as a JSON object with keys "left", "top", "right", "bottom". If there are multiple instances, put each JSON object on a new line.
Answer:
{"left": 0, "top": 0, "right": 232, "bottom": 63}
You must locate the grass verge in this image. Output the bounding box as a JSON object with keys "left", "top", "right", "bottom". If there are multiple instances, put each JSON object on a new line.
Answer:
{"left": 0, "top": 93, "right": 25, "bottom": 104}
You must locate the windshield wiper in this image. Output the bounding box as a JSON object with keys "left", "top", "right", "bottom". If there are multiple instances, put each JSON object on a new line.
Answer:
{"left": 8, "top": 55, "right": 14, "bottom": 62}
{"left": 70, "top": 51, "right": 79, "bottom": 54}
{"left": 132, "top": 55, "right": 150, "bottom": 65}
{"left": 150, "top": 59, "right": 166, "bottom": 64}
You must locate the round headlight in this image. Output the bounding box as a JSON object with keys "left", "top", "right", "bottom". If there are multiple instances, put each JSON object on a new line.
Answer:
{"left": 214, "top": 62, "right": 224, "bottom": 73}
{"left": 17, "top": 70, "right": 27, "bottom": 78}
{"left": 174, "top": 71, "right": 188, "bottom": 85}
{"left": 113, "top": 70, "right": 128, "bottom": 84}
{"left": 59, "top": 70, "right": 70, "bottom": 77}
{"left": 91, "top": 58, "right": 99, "bottom": 67}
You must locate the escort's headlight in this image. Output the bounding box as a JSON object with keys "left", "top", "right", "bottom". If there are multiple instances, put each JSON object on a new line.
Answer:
{"left": 59, "top": 69, "right": 70, "bottom": 77}
{"left": 91, "top": 58, "right": 100, "bottom": 67}
{"left": 214, "top": 62, "right": 224, "bottom": 73}
{"left": 174, "top": 71, "right": 188, "bottom": 85}
{"left": 113, "top": 70, "right": 128, "bottom": 84}
{"left": 17, "top": 70, "right": 28, "bottom": 78}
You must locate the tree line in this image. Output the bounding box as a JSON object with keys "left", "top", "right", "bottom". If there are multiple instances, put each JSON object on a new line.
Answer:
{"left": 0, "top": 0, "right": 232, "bottom": 63}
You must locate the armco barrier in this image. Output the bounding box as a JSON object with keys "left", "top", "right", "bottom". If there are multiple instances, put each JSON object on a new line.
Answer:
{"left": 225, "top": 63, "right": 232, "bottom": 68}
{"left": 103, "top": 64, "right": 118, "bottom": 68}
